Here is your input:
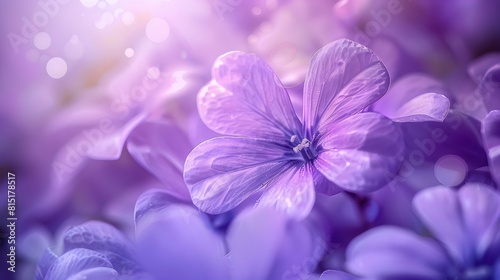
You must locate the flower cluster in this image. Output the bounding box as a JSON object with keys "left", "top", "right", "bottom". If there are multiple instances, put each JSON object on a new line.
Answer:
{"left": 3, "top": 1, "right": 500, "bottom": 279}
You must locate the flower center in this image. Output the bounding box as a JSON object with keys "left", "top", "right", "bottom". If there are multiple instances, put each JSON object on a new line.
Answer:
{"left": 290, "top": 135, "right": 317, "bottom": 161}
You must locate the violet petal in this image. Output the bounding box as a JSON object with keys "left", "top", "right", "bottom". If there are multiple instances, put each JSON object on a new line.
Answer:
{"left": 314, "top": 113, "right": 404, "bottom": 192}
{"left": 257, "top": 164, "right": 315, "bottom": 220}
{"left": 184, "top": 137, "right": 291, "bottom": 214}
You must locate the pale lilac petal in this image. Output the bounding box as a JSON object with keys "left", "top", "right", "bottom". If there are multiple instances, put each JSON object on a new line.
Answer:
{"left": 372, "top": 74, "right": 449, "bottom": 122}
{"left": 184, "top": 137, "right": 291, "bottom": 214}
{"left": 45, "top": 248, "right": 116, "bottom": 279}
{"left": 458, "top": 184, "right": 500, "bottom": 259}
{"left": 257, "top": 164, "right": 315, "bottom": 220}
{"left": 413, "top": 186, "right": 474, "bottom": 266}
{"left": 346, "top": 226, "right": 451, "bottom": 278}
{"left": 227, "top": 207, "right": 316, "bottom": 280}
{"left": 303, "top": 39, "right": 389, "bottom": 133}
{"left": 320, "top": 270, "right": 359, "bottom": 280}
{"left": 63, "top": 221, "right": 140, "bottom": 276}
{"left": 314, "top": 113, "right": 404, "bottom": 192}
{"left": 127, "top": 121, "right": 192, "bottom": 200}
{"left": 198, "top": 51, "right": 301, "bottom": 138}
{"left": 482, "top": 110, "right": 500, "bottom": 186}
{"left": 468, "top": 53, "right": 500, "bottom": 83}
{"left": 135, "top": 203, "right": 228, "bottom": 280}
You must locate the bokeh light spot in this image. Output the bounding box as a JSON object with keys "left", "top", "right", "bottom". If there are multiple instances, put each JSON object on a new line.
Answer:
{"left": 122, "top": 12, "right": 135, "bottom": 25}
{"left": 145, "top": 18, "right": 170, "bottom": 43}
{"left": 34, "top": 32, "right": 51, "bottom": 50}
{"left": 46, "top": 57, "right": 68, "bottom": 79}
{"left": 434, "top": 155, "right": 468, "bottom": 187}
{"left": 25, "top": 49, "right": 40, "bottom": 63}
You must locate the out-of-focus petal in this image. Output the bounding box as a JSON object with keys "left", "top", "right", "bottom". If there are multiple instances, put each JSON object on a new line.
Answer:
{"left": 482, "top": 110, "right": 500, "bottom": 186}
{"left": 127, "top": 121, "right": 192, "bottom": 200}
{"left": 478, "top": 64, "right": 500, "bottom": 112}
{"left": 45, "top": 248, "right": 116, "bottom": 280}
{"left": 372, "top": 74, "right": 449, "bottom": 122}
{"left": 346, "top": 226, "right": 451, "bottom": 278}
{"left": 413, "top": 186, "right": 473, "bottom": 266}
{"left": 314, "top": 113, "right": 404, "bottom": 192}
{"left": 198, "top": 51, "right": 301, "bottom": 138}
{"left": 257, "top": 164, "right": 315, "bottom": 220}
{"left": 468, "top": 53, "right": 500, "bottom": 83}
{"left": 303, "top": 39, "right": 389, "bottom": 134}
{"left": 135, "top": 203, "right": 228, "bottom": 280}
{"left": 63, "top": 221, "right": 140, "bottom": 276}
{"left": 184, "top": 137, "right": 291, "bottom": 214}
{"left": 458, "top": 184, "right": 500, "bottom": 259}
{"left": 320, "top": 270, "right": 359, "bottom": 280}
{"left": 227, "top": 207, "right": 316, "bottom": 280}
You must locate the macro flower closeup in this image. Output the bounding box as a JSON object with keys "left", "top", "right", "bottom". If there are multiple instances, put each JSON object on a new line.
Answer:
{"left": 184, "top": 39, "right": 404, "bottom": 219}
{"left": 3, "top": 1, "right": 500, "bottom": 280}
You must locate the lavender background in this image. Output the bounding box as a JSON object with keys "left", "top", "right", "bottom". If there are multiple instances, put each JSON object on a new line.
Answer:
{"left": 1, "top": 0, "right": 500, "bottom": 279}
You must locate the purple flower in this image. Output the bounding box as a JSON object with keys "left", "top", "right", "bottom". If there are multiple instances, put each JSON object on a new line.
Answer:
{"left": 482, "top": 110, "right": 500, "bottom": 187}
{"left": 346, "top": 184, "right": 500, "bottom": 279}
{"left": 184, "top": 39, "right": 404, "bottom": 219}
